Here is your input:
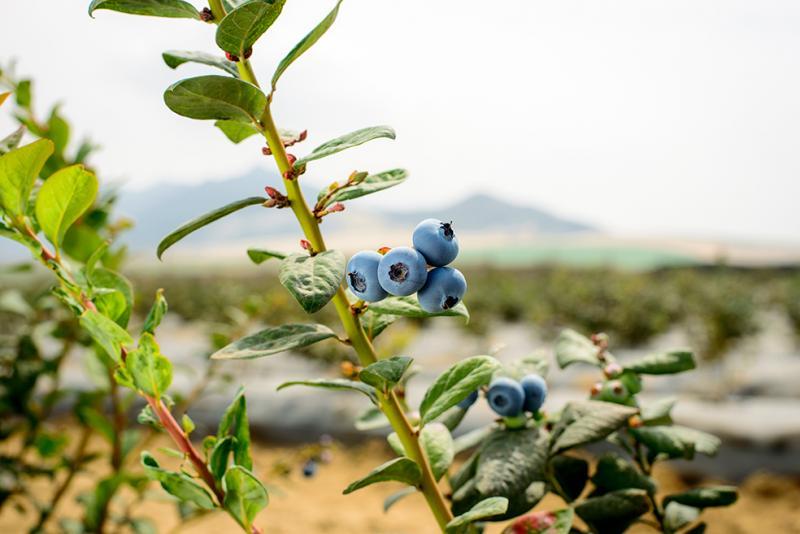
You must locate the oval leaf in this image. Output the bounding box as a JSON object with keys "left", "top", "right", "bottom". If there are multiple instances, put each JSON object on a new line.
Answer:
{"left": 164, "top": 75, "right": 266, "bottom": 122}
{"left": 294, "top": 125, "right": 395, "bottom": 169}
{"left": 359, "top": 356, "right": 412, "bottom": 393}
{"left": 317, "top": 168, "right": 408, "bottom": 209}
{"left": 367, "top": 294, "right": 469, "bottom": 321}
{"left": 277, "top": 378, "right": 376, "bottom": 404}
{"left": 549, "top": 400, "right": 638, "bottom": 454}
{"left": 211, "top": 323, "right": 337, "bottom": 360}
{"left": 575, "top": 489, "right": 650, "bottom": 531}
{"left": 343, "top": 457, "right": 421, "bottom": 495}
{"left": 216, "top": 120, "right": 261, "bottom": 143}
{"left": 630, "top": 425, "right": 721, "bottom": 459}
{"left": 0, "top": 126, "right": 25, "bottom": 156}
{"left": 141, "top": 452, "right": 215, "bottom": 510}
{"left": 271, "top": 0, "right": 342, "bottom": 91}
{"left": 162, "top": 50, "right": 239, "bottom": 77}
{"left": 279, "top": 250, "right": 345, "bottom": 314}
{"left": 388, "top": 422, "right": 454, "bottom": 481}
{"left": 663, "top": 486, "right": 738, "bottom": 508}
{"left": 88, "top": 0, "right": 199, "bottom": 19}
{"left": 216, "top": 0, "right": 285, "bottom": 56}
{"left": 223, "top": 466, "right": 268, "bottom": 531}
{"left": 592, "top": 453, "right": 656, "bottom": 494}
{"left": 35, "top": 165, "right": 98, "bottom": 251}
{"left": 0, "top": 139, "right": 54, "bottom": 218}
{"left": 624, "top": 350, "right": 696, "bottom": 375}
{"left": 447, "top": 497, "right": 509, "bottom": 533}
{"left": 79, "top": 309, "right": 133, "bottom": 363}
{"left": 554, "top": 329, "right": 603, "bottom": 369}
{"left": 420, "top": 355, "right": 500, "bottom": 425}
{"left": 247, "top": 248, "right": 287, "bottom": 264}
{"left": 157, "top": 196, "right": 266, "bottom": 259}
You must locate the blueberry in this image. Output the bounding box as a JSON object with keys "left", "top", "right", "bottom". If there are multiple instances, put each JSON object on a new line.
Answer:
{"left": 417, "top": 267, "right": 467, "bottom": 313}
{"left": 520, "top": 374, "right": 547, "bottom": 413}
{"left": 412, "top": 218, "right": 459, "bottom": 267}
{"left": 346, "top": 251, "right": 388, "bottom": 302}
{"left": 591, "top": 380, "right": 635, "bottom": 406}
{"left": 302, "top": 459, "right": 317, "bottom": 478}
{"left": 457, "top": 390, "right": 479, "bottom": 410}
{"left": 486, "top": 377, "right": 525, "bottom": 417}
{"left": 377, "top": 246, "right": 428, "bottom": 296}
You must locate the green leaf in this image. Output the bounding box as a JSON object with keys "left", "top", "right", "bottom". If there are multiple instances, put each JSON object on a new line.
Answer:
{"left": 368, "top": 294, "right": 469, "bottom": 321}
{"left": 317, "top": 168, "right": 408, "bottom": 209}
{"left": 360, "top": 309, "right": 396, "bottom": 340}
{"left": 217, "top": 387, "right": 252, "bottom": 470}
{"left": 550, "top": 455, "right": 589, "bottom": 502}
{"left": 419, "top": 355, "right": 500, "bottom": 425}
{"left": 47, "top": 106, "right": 70, "bottom": 154}
{"left": 141, "top": 452, "right": 215, "bottom": 510}
{"left": 216, "top": 120, "right": 261, "bottom": 143}
{"left": 359, "top": 356, "right": 412, "bottom": 393}
{"left": 126, "top": 333, "right": 172, "bottom": 398}
{"left": 554, "top": 329, "right": 603, "bottom": 369}
{"left": 383, "top": 486, "right": 416, "bottom": 512}
{"left": 210, "top": 436, "right": 235, "bottom": 481}
{"left": 0, "top": 126, "right": 25, "bottom": 156}
{"left": 279, "top": 250, "right": 345, "bottom": 314}
{"left": 630, "top": 426, "right": 721, "bottom": 459}
{"left": 162, "top": 50, "right": 239, "bottom": 77}
{"left": 157, "top": 196, "right": 266, "bottom": 259}
{"left": 142, "top": 288, "right": 168, "bottom": 334}
{"left": 15, "top": 81, "right": 32, "bottom": 108}
{"left": 591, "top": 453, "right": 656, "bottom": 494}
{"left": 640, "top": 397, "right": 676, "bottom": 426}
{"left": 35, "top": 165, "right": 98, "bottom": 251}
{"left": 247, "top": 247, "right": 287, "bottom": 264}
{"left": 277, "top": 378, "right": 376, "bottom": 404}
{"left": 294, "top": 125, "right": 396, "bottom": 169}
{"left": 664, "top": 502, "right": 700, "bottom": 532}
{"left": 0, "top": 139, "right": 53, "bottom": 218}
{"left": 343, "top": 457, "right": 421, "bottom": 495}
{"left": 88, "top": 0, "right": 199, "bottom": 19}
{"left": 388, "top": 422, "right": 453, "bottom": 481}
{"left": 271, "top": 0, "right": 342, "bottom": 91}
{"left": 223, "top": 466, "right": 268, "bottom": 531}
{"left": 80, "top": 309, "right": 133, "bottom": 363}
{"left": 216, "top": 0, "right": 285, "bottom": 57}
{"left": 549, "top": 400, "right": 638, "bottom": 454}
{"left": 663, "top": 486, "right": 738, "bottom": 508}
{"left": 446, "top": 497, "right": 508, "bottom": 533}
{"left": 163, "top": 75, "right": 266, "bottom": 123}
{"left": 502, "top": 508, "right": 574, "bottom": 534}
{"left": 92, "top": 267, "right": 134, "bottom": 327}
{"left": 181, "top": 413, "right": 196, "bottom": 435}
{"left": 575, "top": 489, "right": 650, "bottom": 531}
{"left": 624, "top": 350, "right": 696, "bottom": 375}
{"left": 452, "top": 427, "right": 549, "bottom": 520}
{"left": 212, "top": 323, "right": 337, "bottom": 360}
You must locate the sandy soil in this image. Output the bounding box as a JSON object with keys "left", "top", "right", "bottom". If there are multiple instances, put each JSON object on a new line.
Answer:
{"left": 1, "top": 435, "right": 799, "bottom": 534}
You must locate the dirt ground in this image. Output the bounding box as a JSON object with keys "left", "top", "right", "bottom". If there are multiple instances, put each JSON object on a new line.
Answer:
{"left": 2, "top": 434, "right": 799, "bottom": 534}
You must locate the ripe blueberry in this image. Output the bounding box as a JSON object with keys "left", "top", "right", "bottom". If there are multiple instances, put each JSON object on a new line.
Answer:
{"left": 457, "top": 390, "right": 479, "bottom": 410}
{"left": 412, "top": 218, "right": 459, "bottom": 267}
{"left": 302, "top": 459, "right": 317, "bottom": 478}
{"left": 346, "top": 251, "right": 388, "bottom": 302}
{"left": 417, "top": 267, "right": 467, "bottom": 313}
{"left": 377, "top": 246, "right": 428, "bottom": 296}
{"left": 520, "top": 374, "right": 547, "bottom": 413}
{"left": 486, "top": 377, "right": 525, "bottom": 417}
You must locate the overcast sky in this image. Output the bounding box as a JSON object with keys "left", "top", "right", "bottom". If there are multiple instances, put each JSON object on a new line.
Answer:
{"left": 2, "top": 1, "right": 799, "bottom": 243}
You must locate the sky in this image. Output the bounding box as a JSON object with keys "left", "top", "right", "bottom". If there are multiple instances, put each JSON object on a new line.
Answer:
{"left": 1, "top": 0, "right": 799, "bottom": 243}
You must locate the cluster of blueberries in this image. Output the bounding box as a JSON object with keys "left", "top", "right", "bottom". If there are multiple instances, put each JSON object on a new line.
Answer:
{"left": 346, "top": 219, "right": 467, "bottom": 313}
{"left": 459, "top": 374, "right": 548, "bottom": 418}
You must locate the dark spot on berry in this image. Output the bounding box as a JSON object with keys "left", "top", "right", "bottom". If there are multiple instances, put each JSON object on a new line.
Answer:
{"left": 612, "top": 384, "right": 624, "bottom": 395}
{"left": 348, "top": 272, "right": 367, "bottom": 293}
{"left": 389, "top": 262, "right": 409, "bottom": 282}
{"left": 440, "top": 221, "right": 455, "bottom": 240}
{"left": 443, "top": 296, "right": 459, "bottom": 309}
{"left": 494, "top": 395, "right": 508, "bottom": 407}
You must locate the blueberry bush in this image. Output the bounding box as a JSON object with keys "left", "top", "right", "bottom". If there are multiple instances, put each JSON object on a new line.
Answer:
{"left": 0, "top": 1, "right": 740, "bottom": 532}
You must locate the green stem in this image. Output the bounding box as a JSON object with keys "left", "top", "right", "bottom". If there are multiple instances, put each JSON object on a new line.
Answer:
{"left": 259, "top": 103, "right": 453, "bottom": 530}
{"left": 208, "top": 0, "right": 226, "bottom": 20}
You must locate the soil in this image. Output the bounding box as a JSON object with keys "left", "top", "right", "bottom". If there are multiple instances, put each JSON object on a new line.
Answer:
{"left": 1, "top": 435, "right": 799, "bottom": 534}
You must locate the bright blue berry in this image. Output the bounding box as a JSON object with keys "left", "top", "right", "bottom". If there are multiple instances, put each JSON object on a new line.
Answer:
{"left": 346, "top": 251, "right": 388, "bottom": 302}
{"left": 412, "top": 218, "right": 459, "bottom": 267}
{"left": 520, "top": 374, "right": 547, "bottom": 413}
{"left": 486, "top": 377, "right": 525, "bottom": 417}
{"left": 417, "top": 267, "right": 467, "bottom": 313}
{"left": 457, "top": 390, "right": 479, "bottom": 410}
{"left": 302, "top": 459, "right": 317, "bottom": 478}
{"left": 377, "top": 247, "right": 428, "bottom": 296}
